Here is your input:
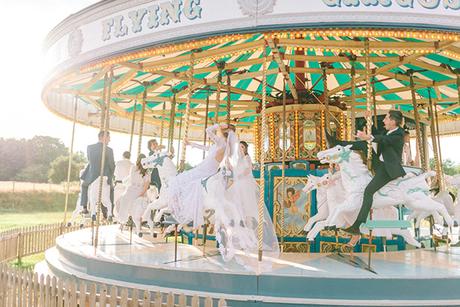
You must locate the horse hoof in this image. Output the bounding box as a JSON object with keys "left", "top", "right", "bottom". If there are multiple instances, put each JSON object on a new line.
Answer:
{"left": 91, "top": 215, "right": 96, "bottom": 222}
{"left": 138, "top": 232, "right": 143, "bottom": 238}
{"left": 108, "top": 216, "right": 113, "bottom": 223}
{"left": 79, "top": 224, "right": 84, "bottom": 229}
{"left": 66, "top": 222, "right": 72, "bottom": 227}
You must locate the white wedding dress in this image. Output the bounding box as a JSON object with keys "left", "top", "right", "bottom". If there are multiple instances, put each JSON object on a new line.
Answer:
{"left": 205, "top": 133, "right": 279, "bottom": 270}
{"left": 167, "top": 124, "right": 226, "bottom": 228}
{"left": 116, "top": 166, "right": 150, "bottom": 231}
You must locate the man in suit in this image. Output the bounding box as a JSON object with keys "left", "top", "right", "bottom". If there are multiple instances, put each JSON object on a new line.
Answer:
{"left": 327, "top": 110, "right": 406, "bottom": 246}
{"left": 148, "top": 139, "right": 163, "bottom": 193}
{"left": 80, "top": 131, "right": 115, "bottom": 217}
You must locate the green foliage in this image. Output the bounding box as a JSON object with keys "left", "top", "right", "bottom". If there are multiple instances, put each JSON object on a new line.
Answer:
{"left": 48, "top": 152, "right": 87, "bottom": 183}
{"left": 0, "top": 136, "right": 72, "bottom": 182}
{"left": 15, "top": 164, "right": 50, "bottom": 183}
{"left": 430, "top": 158, "right": 460, "bottom": 176}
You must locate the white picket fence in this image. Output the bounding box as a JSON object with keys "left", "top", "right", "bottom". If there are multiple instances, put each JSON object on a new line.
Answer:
{"left": 0, "top": 224, "right": 227, "bottom": 307}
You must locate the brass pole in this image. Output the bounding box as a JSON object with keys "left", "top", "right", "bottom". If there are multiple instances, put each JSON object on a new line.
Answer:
{"left": 180, "top": 53, "right": 195, "bottom": 172}
{"left": 365, "top": 39, "right": 373, "bottom": 269}
{"left": 434, "top": 100, "right": 445, "bottom": 187}
{"left": 321, "top": 65, "right": 330, "bottom": 131}
{"left": 168, "top": 94, "right": 177, "bottom": 154}
{"left": 92, "top": 73, "right": 108, "bottom": 244}
{"left": 372, "top": 76, "right": 378, "bottom": 128}
{"left": 128, "top": 101, "right": 137, "bottom": 154}
{"left": 409, "top": 72, "right": 426, "bottom": 170}
{"left": 280, "top": 78, "right": 287, "bottom": 251}
{"left": 159, "top": 102, "right": 166, "bottom": 146}
{"left": 176, "top": 112, "right": 183, "bottom": 167}
{"left": 137, "top": 86, "right": 147, "bottom": 157}
{"left": 258, "top": 45, "right": 268, "bottom": 263}
{"left": 63, "top": 95, "right": 78, "bottom": 226}
{"left": 350, "top": 63, "right": 356, "bottom": 140}
{"left": 215, "top": 62, "right": 224, "bottom": 123}
{"left": 457, "top": 73, "right": 460, "bottom": 106}
{"left": 226, "top": 74, "right": 231, "bottom": 126}
{"left": 428, "top": 90, "right": 443, "bottom": 190}
{"left": 364, "top": 39, "right": 373, "bottom": 170}
{"left": 94, "top": 68, "right": 113, "bottom": 248}
{"left": 203, "top": 88, "right": 210, "bottom": 160}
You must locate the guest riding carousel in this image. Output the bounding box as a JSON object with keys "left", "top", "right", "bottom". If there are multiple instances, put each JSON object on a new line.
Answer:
{"left": 39, "top": 1, "right": 460, "bottom": 306}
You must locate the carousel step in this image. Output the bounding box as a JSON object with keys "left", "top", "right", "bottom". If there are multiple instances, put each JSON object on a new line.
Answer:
{"left": 363, "top": 220, "right": 411, "bottom": 230}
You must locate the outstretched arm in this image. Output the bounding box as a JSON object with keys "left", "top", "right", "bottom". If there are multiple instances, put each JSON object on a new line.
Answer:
{"left": 325, "top": 129, "right": 354, "bottom": 147}
{"left": 326, "top": 129, "right": 369, "bottom": 153}
{"left": 186, "top": 140, "right": 210, "bottom": 151}
{"left": 205, "top": 123, "right": 220, "bottom": 144}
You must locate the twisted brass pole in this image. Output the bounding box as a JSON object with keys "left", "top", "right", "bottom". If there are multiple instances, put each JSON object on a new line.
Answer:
{"left": 137, "top": 87, "right": 147, "bottom": 157}
{"left": 94, "top": 68, "right": 113, "bottom": 248}
{"left": 63, "top": 95, "right": 78, "bottom": 226}
{"left": 350, "top": 63, "right": 356, "bottom": 140}
{"left": 168, "top": 94, "right": 177, "bottom": 154}
{"left": 258, "top": 45, "right": 268, "bottom": 263}
{"left": 280, "top": 79, "right": 287, "bottom": 251}
{"left": 128, "top": 101, "right": 137, "bottom": 154}
{"left": 409, "top": 73, "right": 426, "bottom": 170}
{"left": 180, "top": 53, "right": 195, "bottom": 172}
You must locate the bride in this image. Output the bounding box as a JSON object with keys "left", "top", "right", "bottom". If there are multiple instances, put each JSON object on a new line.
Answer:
{"left": 205, "top": 136, "right": 279, "bottom": 269}
{"left": 167, "top": 123, "right": 230, "bottom": 228}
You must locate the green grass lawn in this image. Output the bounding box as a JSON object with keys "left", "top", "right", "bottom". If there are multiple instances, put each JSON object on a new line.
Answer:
{"left": 0, "top": 191, "right": 78, "bottom": 230}
{"left": 0, "top": 211, "right": 66, "bottom": 230}
{"left": 10, "top": 253, "right": 45, "bottom": 270}
{"left": 0, "top": 191, "right": 79, "bottom": 268}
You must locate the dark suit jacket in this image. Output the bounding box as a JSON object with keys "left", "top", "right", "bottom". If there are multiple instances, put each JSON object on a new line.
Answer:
{"left": 82, "top": 142, "right": 115, "bottom": 185}
{"left": 372, "top": 127, "right": 406, "bottom": 179}
{"left": 149, "top": 150, "right": 162, "bottom": 190}
{"left": 325, "top": 128, "right": 406, "bottom": 180}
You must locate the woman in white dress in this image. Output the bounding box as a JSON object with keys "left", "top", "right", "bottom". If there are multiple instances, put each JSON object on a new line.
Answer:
{"left": 206, "top": 137, "right": 279, "bottom": 270}
{"left": 116, "top": 154, "right": 151, "bottom": 234}
{"left": 167, "top": 123, "right": 230, "bottom": 228}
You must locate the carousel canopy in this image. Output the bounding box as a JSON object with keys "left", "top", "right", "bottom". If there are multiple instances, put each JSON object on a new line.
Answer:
{"left": 42, "top": 1, "right": 460, "bottom": 141}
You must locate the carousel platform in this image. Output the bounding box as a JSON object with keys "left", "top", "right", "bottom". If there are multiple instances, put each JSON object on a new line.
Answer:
{"left": 36, "top": 225, "right": 460, "bottom": 306}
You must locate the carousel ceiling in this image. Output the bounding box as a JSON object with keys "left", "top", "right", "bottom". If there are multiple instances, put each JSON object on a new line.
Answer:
{"left": 43, "top": 29, "right": 460, "bottom": 139}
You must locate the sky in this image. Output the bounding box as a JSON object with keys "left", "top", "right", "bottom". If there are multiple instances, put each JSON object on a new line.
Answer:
{"left": 0, "top": 0, "right": 207, "bottom": 166}
{"left": 0, "top": 0, "right": 458, "bottom": 166}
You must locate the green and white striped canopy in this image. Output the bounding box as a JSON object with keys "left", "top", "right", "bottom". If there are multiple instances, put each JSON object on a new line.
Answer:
{"left": 44, "top": 28, "right": 460, "bottom": 139}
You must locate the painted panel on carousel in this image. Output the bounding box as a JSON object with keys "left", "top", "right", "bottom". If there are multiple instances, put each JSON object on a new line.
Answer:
{"left": 272, "top": 176, "right": 310, "bottom": 238}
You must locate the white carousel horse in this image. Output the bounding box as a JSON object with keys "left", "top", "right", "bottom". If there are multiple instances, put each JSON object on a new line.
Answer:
{"left": 302, "top": 173, "right": 422, "bottom": 247}
{"left": 302, "top": 172, "right": 348, "bottom": 234}
{"left": 88, "top": 176, "right": 113, "bottom": 220}
{"left": 140, "top": 152, "right": 178, "bottom": 233}
{"left": 69, "top": 191, "right": 83, "bottom": 225}
{"left": 129, "top": 187, "right": 159, "bottom": 235}
{"left": 140, "top": 152, "right": 225, "bottom": 235}
{"left": 317, "top": 145, "right": 453, "bottom": 231}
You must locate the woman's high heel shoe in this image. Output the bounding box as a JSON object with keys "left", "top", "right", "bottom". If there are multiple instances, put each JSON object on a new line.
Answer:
{"left": 346, "top": 234, "right": 361, "bottom": 248}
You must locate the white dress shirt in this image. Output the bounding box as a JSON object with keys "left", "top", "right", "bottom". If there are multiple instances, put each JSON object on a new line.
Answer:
{"left": 114, "top": 158, "right": 134, "bottom": 182}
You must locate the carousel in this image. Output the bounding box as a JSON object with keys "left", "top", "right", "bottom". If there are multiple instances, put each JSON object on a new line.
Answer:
{"left": 38, "top": 0, "right": 460, "bottom": 306}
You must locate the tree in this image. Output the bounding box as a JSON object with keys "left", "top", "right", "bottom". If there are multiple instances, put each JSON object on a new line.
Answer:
{"left": 48, "top": 152, "right": 87, "bottom": 184}
{"left": 0, "top": 136, "right": 69, "bottom": 182}
{"left": 0, "top": 138, "right": 27, "bottom": 181}
{"left": 15, "top": 164, "right": 50, "bottom": 183}
{"left": 429, "top": 158, "right": 460, "bottom": 176}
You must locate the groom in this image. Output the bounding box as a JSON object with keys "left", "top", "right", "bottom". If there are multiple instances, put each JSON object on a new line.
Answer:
{"left": 80, "top": 131, "right": 115, "bottom": 217}
{"left": 326, "top": 110, "right": 406, "bottom": 246}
